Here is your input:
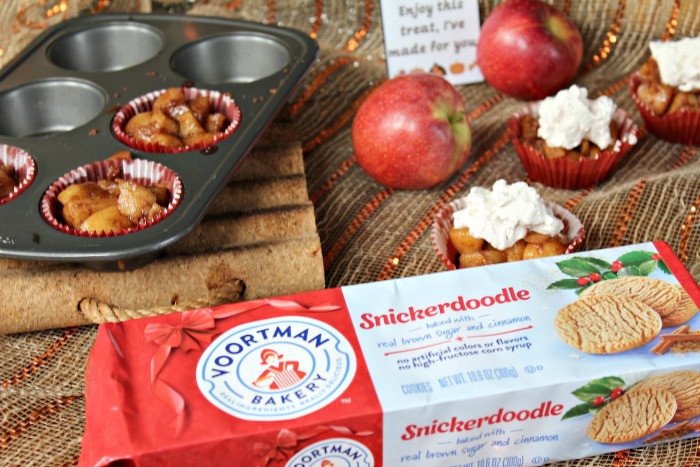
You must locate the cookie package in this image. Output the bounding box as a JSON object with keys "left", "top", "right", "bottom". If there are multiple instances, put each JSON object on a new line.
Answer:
{"left": 80, "top": 241, "right": 700, "bottom": 467}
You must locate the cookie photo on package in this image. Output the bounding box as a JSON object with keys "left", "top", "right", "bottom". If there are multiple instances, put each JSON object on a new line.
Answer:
{"left": 80, "top": 241, "right": 700, "bottom": 466}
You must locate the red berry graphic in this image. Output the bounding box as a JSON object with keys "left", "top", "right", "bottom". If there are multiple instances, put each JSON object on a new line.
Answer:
{"left": 652, "top": 253, "right": 662, "bottom": 261}
{"left": 611, "top": 387, "right": 623, "bottom": 399}
{"left": 611, "top": 260, "right": 623, "bottom": 272}
{"left": 593, "top": 396, "right": 605, "bottom": 406}
{"left": 588, "top": 272, "right": 601, "bottom": 282}
{"left": 577, "top": 277, "right": 590, "bottom": 286}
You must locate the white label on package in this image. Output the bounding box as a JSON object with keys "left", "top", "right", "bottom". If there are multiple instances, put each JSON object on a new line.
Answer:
{"left": 379, "top": 0, "right": 484, "bottom": 86}
{"left": 342, "top": 242, "right": 700, "bottom": 466}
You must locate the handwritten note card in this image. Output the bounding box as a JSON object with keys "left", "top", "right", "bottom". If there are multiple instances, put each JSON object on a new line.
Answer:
{"left": 380, "top": 0, "right": 484, "bottom": 86}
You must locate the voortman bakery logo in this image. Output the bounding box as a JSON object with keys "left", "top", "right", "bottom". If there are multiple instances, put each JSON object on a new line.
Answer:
{"left": 285, "top": 438, "right": 374, "bottom": 467}
{"left": 197, "top": 316, "right": 357, "bottom": 421}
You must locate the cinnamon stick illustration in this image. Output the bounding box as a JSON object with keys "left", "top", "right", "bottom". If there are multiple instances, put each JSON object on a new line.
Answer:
{"left": 651, "top": 325, "right": 691, "bottom": 355}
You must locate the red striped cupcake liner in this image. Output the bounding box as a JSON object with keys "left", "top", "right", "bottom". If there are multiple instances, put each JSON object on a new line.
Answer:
{"left": 112, "top": 87, "right": 241, "bottom": 154}
{"left": 42, "top": 157, "right": 183, "bottom": 237}
{"left": 431, "top": 196, "right": 586, "bottom": 271}
{"left": 0, "top": 145, "right": 36, "bottom": 206}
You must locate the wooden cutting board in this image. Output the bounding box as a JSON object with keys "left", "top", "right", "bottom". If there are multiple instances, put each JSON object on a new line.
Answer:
{"left": 0, "top": 119, "right": 325, "bottom": 334}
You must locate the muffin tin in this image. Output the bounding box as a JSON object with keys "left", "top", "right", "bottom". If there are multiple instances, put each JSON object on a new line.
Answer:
{"left": 0, "top": 14, "right": 318, "bottom": 271}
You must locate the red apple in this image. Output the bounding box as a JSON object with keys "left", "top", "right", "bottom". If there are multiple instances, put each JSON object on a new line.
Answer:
{"left": 351, "top": 74, "right": 471, "bottom": 190}
{"left": 476, "top": 0, "right": 583, "bottom": 101}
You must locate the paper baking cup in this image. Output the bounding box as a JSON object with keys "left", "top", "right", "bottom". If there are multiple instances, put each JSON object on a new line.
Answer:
{"left": 431, "top": 196, "right": 586, "bottom": 271}
{"left": 112, "top": 87, "right": 241, "bottom": 153}
{"left": 0, "top": 145, "right": 36, "bottom": 206}
{"left": 509, "top": 103, "right": 639, "bottom": 190}
{"left": 42, "top": 158, "right": 183, "bottom": 237}
{"left": 629, "top": 73, "right": 700, "bottom": 146}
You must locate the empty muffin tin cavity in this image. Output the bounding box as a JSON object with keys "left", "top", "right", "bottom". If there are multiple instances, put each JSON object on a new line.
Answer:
{"left": 171, "top": 33, "right": 291, "bottom": 84}
{"left": 0, "top": 79, "right": 106, "bottom": 137}
{"left": 48, "top": 22, "right": 163, "bottom": 72}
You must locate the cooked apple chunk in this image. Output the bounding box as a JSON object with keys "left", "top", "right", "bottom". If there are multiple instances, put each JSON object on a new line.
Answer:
{"left": 450, "top": 228, "right": 568, "bottom": 269}
{"left": 80, "top": 205, "right": 135, "bottom": 234}
{"left": 448, "top": 227, "right": 484, "bottom": 254}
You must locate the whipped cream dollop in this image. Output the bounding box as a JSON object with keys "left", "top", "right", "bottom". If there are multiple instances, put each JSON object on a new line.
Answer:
{"left": 453, "top": 180, "right": 564, "bottom": 250}
{"left": 537, "top": 85, "right": 617, "bottom": 150}
{"left": 649, "top": 37, "right": 700, "bottom": 92}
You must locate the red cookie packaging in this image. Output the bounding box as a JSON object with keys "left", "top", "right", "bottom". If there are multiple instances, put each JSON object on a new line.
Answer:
{"left": 81, "top": 242, "right": 700, "bottom": 466}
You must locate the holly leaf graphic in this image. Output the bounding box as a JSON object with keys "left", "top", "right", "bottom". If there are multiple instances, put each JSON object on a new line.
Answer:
{"left": 638, "top": 260, "right": 658, "bottom": 276}
{"left": 572, "top": 383, "right": 613, "bottom": 403}
{"left": 555, "top": 258, "right": 603, "bottom": 277}
{"left": 578, "top": 257, "right": 612, "bottom": 270}
{"left": 562, "top": 402, "right": 596, "bottom": 420}
{"left": 617, "top": 251, "right": 655, "bottom": 268}
{"left": 571, "top": 377, "right": 625, "bottom": 402}
{"left": 562, "top": 377, "right": 626, "bottom": 420}
{"left": 617, "top": 265, "right": 641, "bottom": 277}
{"left": 596, "top": 376, "right": 626, "bottom": 389}
{"left": 658, "top": 259, "right": 671, "bottom": 275}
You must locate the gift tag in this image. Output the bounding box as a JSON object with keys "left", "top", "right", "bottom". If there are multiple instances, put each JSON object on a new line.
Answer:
{"left": 380, "top": 0, "right": 484, "bottom": 85}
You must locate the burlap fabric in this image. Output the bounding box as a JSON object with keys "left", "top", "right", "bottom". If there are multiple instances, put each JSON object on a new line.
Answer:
{"left": 1, "top": 0, "right": 700, "bottom": 465}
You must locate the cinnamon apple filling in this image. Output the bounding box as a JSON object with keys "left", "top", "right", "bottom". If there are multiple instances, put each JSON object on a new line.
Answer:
{"left": 56, "top": 151, "right": 171, "bottom": 234}
{"left": 449, "top": 227, "right": 568, "bottom": 268}
{"left": 124, "top": 87, "right": 229, "bottom": 149}
{"left": 636, "top": 57, "right": 700, "bottom": 117}
{"left": 519, "top": 114, "right": 619, "bottom": 161}
{"left": 0, "top": 162, "right": 19, "bottom": 198}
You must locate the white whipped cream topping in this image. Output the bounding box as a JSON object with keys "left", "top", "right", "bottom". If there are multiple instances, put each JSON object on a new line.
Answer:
{"left": 649, "top": 37, "right": 700, "bottom": 92}
{"left": 453, "top": 180, "right": 564, "bottom": 250}
{"left": 537, "top": 85, "right": 617, "bottom": 150}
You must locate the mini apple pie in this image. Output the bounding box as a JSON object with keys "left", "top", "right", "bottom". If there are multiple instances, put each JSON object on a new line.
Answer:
{"left": 124, "top": 88, "right": 228, "bottom": 149}
{"left": 57, "top": 152, "right": 171, "bottom": 234}
{"left": 431, "top": 180, "right": 585, "bottom": 270}
{"left": 629, "top": 37, "right": 700, "bottom": 146}
{"left": 509, "top": 85, "right": 638, "bottom": 189}
{"left": 635, "top": 57, "right": 699, "bottom": 117}
{"left": 113, "top": 87, "right": 241, "bottom": 153}
{"left": 43, "top": 151, "right": 182, "bottom": 237}
{"left": 518, "top": 113, "right": 619, "bottom": 162}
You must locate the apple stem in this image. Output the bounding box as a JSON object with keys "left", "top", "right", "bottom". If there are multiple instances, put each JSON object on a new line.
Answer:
{"left": 449, "top": 111, "right": 465, "bottom": 125}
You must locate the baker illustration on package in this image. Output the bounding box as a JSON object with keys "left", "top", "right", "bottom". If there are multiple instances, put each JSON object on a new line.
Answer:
{"left": 252, "top": 348, "right": 307, "bottom": 390}
{"left": 80, "top": 242, "right": 700, "bottom": 466}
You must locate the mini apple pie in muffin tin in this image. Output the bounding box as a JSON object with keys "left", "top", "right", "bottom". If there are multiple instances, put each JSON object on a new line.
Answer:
{"left": 0, "top": 14, "right": 318, "bottom": 270}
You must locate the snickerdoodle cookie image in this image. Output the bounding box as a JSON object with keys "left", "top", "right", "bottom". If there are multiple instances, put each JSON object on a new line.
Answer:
{"left": 631, "top": 370, "right": 700, "bottom": 422}
{"left": 579, "top": 276, "right": 680, "bottom": 319}
{"left": 555, "top": 295, "right": 662, "bottom": 354}
{"left": 661, "top": 285, "right": 700, "bottom": 328}
{"left": 587, "top": 387, "right": 677, "bottom": 444}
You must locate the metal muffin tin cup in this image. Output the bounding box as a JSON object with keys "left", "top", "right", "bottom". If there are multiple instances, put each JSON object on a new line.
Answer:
{"left": 0, "top": 14, "right": 318, "bottom": 271}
